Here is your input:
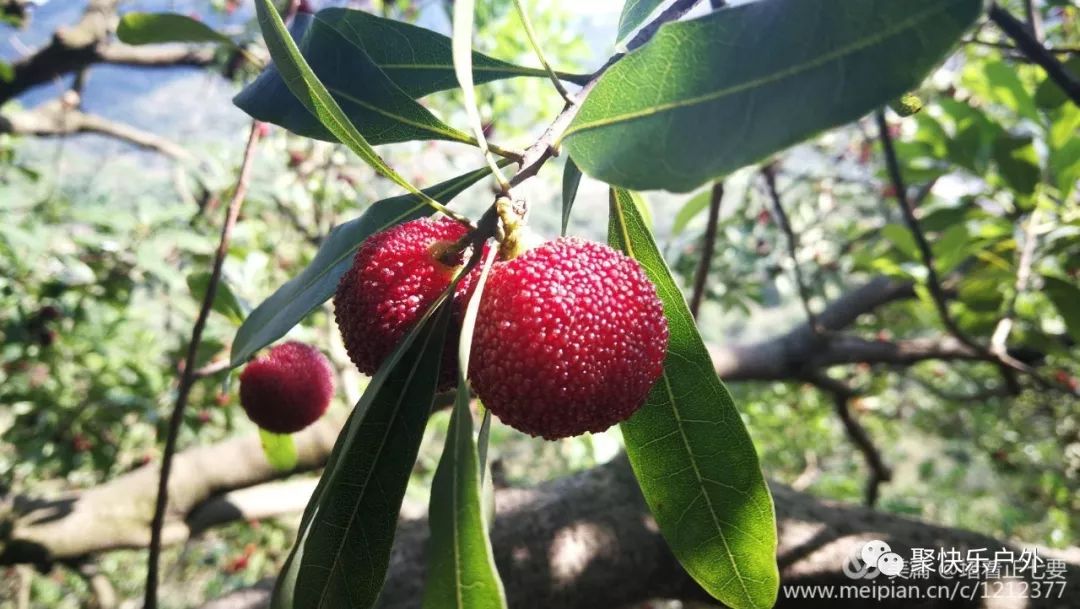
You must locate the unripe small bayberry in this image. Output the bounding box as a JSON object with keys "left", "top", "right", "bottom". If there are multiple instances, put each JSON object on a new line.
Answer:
{"left": 239, "top": 341, "right": 334, "bottom": 434}
{"left": 470, "top": 237, "right": 668, "bottom": 439}
{"left": 334, "top": 217, "right": 478, "bottom": 389}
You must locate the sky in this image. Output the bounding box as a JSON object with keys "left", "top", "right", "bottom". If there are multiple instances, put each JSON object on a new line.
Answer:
{"left": 0, "top": 0, "right": 629, "bottom": 159}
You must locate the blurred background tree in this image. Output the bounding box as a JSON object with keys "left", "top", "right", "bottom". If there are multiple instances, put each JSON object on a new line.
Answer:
{"left": 0, "top": 1, "right": 1077, "bottom": 608}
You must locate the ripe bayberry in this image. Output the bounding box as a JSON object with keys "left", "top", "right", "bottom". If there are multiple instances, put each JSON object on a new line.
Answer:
{"left": 469, "top": 237, "right": 668, "bottom": 439}
{"left": 334, "top": 217, "right": 477, "bottom": 389}
{"left": 239, "top": 341, "right": 334, "bottom": 434}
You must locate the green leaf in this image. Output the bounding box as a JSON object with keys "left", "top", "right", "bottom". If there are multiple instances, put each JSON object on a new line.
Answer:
{"left": 1043, "top": 275, "right": 1080, "bottom": 344}
{"left": 236, "top": 9, "right": 575, "bottom": 143}
{"left": 608, "top": 187, "right": 778, "bottom": 609}
{"left": 963, "top": 59, "right": 1039, "bottom": 123}
{"left": 230, "top": 165, "right": 494, "bottom": 367}
{"left": 250, "top": 0, "right": 471, "bottom": 192}
{"left": 881, "top": 223, "right": 920, "bottom": 262}
{"left": 671, "top": 189, "right": 712, "bottom": 237}
{"left": 117, "top": 12, "right": 234, "bottom": 46}
{"left": 561, "top": 159, "right": 583, "bottom": 236}
{"left": 421, "top": 384, "right": 506, "bottom": 609}
{"left": 616, "top": 0, "right": 665, "bottom": 44}
{"left": 938, "top": 98, "right": 1000, "bottom": 175}
{"left": 565, "top": 0, "right": 981, "bottom": 192}
{"left": 0, "top": 60, "right": 13, "bottom": 84}
{"left": 187, "top": 271, "right": 247, "bottom": 325}
{"left": 1035, "top": 56, "right": 1080, "bottom": 110}
{"left": 421, "top": 244, "right": 505, "bottom": 609}
{"left": 272, "top": 301, "right": 454, "bottom": 609}
{"left": 260, "top": 429, "right": 299, "bottom": 471}
{"left": 993, "top": 134, "right": 1040, "bottom": 196}
{"left": 451, "top": 0, "right": 507, "bottom": 183}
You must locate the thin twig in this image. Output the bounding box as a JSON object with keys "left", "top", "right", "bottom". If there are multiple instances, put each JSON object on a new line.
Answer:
{"left": 452, "top": 0, "right": 511, "bottom": 193}
{"left": 988, "top": 2, "right": 1080, "bottom": 104}
{"left": 762, "top": 163, "right": 819, "bottom": 332}
{"left": 875, "top": 111, "right": 979, "bottom": 351}
{"left": 508, "top": 0, "right": 700, "bottom": 188}
{"left": 690, "top": 182, "right": 723, "bottom": 318}
{"left": 875, "top": 110, "right": 1067, "bottom": 396}
{"left": 625, "top": 0, "right": 702, "bottom": 52}
{"left": 990, "top": 209, "right": 1041, "bottom": 356}
{"left": 144, "top": 122, "right": 262, "bottom": 609}
{"left": 1023, "top": 0, "right": 1043, "bottom": 42}
{"left": 512, "top": 0, "right": 572, "bottom": 104}
{"left": 963, "top": 37, "right": 1079, "bottom": 55}
{"left": 810, "top": 374, "right": 891, "bottom": 507}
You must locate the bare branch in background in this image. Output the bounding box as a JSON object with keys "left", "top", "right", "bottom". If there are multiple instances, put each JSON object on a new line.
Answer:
{"left": 689, "top": 182, "right": 723, "bottom": 318}
{"left": 0, "top": 0, "right": 218, "bottom": 105}
{"left": 144, "top": 123, "right": 263, "bottom": 609}
{"left": 1023, "top": 0, "right": 1043, "bottom": 42}
{"left": 991, "top": 210, "right": 1042, "bottom": 356}
{"left": 874, "top": 111, "right": 977, "bottom": 349}
{"left": 808, "top": 374, "right": 891, "bottom": 507}
{"left": 988, "top": 2, "right": 1080, "bottom": 104}
{"left": 762, "top": 163, "right": 820, "bottom": 333}
{"left": 6, "top": 437, "right": 1079, "bottom": 609}
{"left": 0, "top": 100, "right": 196, "bottom": 162}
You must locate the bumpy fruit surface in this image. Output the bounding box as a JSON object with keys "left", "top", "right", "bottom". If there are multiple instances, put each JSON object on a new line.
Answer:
{"left": 470, "top": 237, "right": 668, "bottom": 439}
{"left": 334, "top": 217, "right": 474, "bottom": 389}
{"left": 239, "top": 341, "right": 334, "bottom": 434}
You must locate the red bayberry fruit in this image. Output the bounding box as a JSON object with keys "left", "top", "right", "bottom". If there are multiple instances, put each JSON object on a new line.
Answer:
{"left": 469, "top": 238, "right": 668, "bottom": 439}
{"left": 239, "top": 341, "right": 334, "bottom": 434}
{"left": 334, "top": 217, "right": 478, "bottom": 389}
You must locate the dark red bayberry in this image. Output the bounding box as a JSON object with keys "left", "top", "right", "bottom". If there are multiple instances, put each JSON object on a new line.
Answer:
{"left": 469, "top": 238, "right": 668, "bottom": 439}
{"left": 334, "top": 217, "right": 478, "bottom": 389}
{"left": 239, "top": 341, "right": 334, "bottom": 434}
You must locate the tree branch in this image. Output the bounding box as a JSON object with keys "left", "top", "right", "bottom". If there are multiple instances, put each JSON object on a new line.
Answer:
{"left": 987, "top": 2, "right": 1080, "bottom": 105}
{"left": 0, "top": 0, "right": 217, "bottom": 105}
{"left": 990, "top": 209, "right": 1041, "bottom": 356}
{"left": 689, "top": 182, "right": 723, "bottom": 318}
{"left": 144, "top": 123, "right": 262, "bottom": 609}
{"left": 875, "top": 111, "right": 976, "bottom": 350}
{"left": 0, "top": 100, "right": 196, "bottom": 162}
{"left": 6, "top": 432, "right": 1078, "bottom": 609}
{"left": 508, "top": 0, "right": 700, "bottom": 188}
{"left": 807, "top": 374, "right": 891, "bottom": 507}
{"left": 762, "top": 163, "right": 820, "bottom": 332}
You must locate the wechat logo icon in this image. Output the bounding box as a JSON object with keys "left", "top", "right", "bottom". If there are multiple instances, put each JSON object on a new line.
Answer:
{"left": 844, "top": 540, "right": 906, "bottom": 579}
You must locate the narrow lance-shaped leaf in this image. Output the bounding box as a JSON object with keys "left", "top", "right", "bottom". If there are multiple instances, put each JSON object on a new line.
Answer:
{"left": 251, "top": 0, "right": 467, "bottom": 208}
{"left": 608, "top": 187, "right": 778, "bottom": 609}
{"left": 236, "top": 9, "right": 583, "bottom": 143}
{"left": 561, "top": 159, "right": 583, "bottom": 236}
{"left": 271, "top": 300, "right": 454, "bottom": 609}
{"left": 451, "top": 0, "right": 508, "bottom": 183}
{"left": 616, "top": 0, "right": 665, "bottom": 44}
{"left": 565, "top": 0, "right": 982, "bottom": 192}
{"left": 117, "top": 12, "right": 234, "bottom": 46}
{"left": 188, "top": 271, "right": 247, "bottom": 326}
{"left": 230, "top": 165, "right": 496, "bottom": 367}
{"left": 238, "top": 11, "right": 471, "bottom": 146}
{"left": 671, "top": 189, "right": 712, "bottom": 237}
{"left": 422, "top": 245, "right": 506, "bottom": 609}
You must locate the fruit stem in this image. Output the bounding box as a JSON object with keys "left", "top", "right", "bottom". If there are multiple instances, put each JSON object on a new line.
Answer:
{"left": 496, "top": 196, "right": 531, "bottom": 260}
